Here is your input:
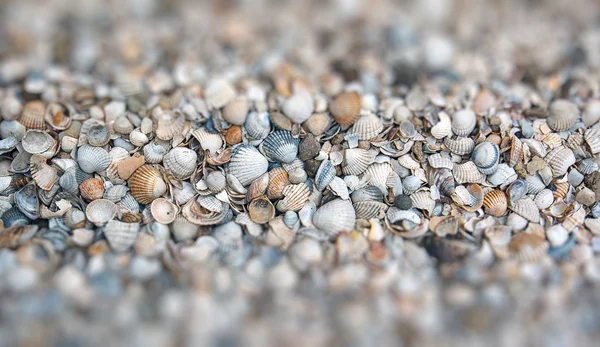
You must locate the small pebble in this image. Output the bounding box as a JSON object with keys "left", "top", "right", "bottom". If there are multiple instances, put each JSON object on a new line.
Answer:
{"left": 394, "top": 195, "right": 413, "bottom": 210}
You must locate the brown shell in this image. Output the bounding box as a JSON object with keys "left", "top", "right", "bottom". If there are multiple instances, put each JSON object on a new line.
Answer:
{"left": 508, "top": 232, "right": 549, "bottom": 262}
{"left": 128, "top": 165, "right": 168, "bottom": 204}
{"left": 79, "top": 178, "right": 105, "bottom": 201}
{"left": 267, "top": 167, "right": 290, "bottom": 200}
{"left": 552, "top": 181, "right": 570, "bottom": 200}
{"left": 225, "top": 125, "right": 242, "bottom": 145}
{"left": 330, "top": 92, "right": 361, "bottom": 126}
{"left": 19, "top": 101, "right": 46, "bottom": 130}
{"left": 248, "top": 196, "right": 275, "bottom": 224}
{"left": 483, "top": 190, "right": 508, "bottom": 217}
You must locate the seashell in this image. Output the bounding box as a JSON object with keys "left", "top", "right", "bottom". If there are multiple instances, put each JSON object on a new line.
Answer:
{"left": 343, "top": 148, "right": 376, "bottom": 175}
{"left": 205, "top": 79, "right": 236, "bottom": 109}
{"left": 483, "top": 190, "right": 508, "bottom": 217}
{"left": 453, "top": 161, "right": 485, "bottom": 184}
{"left": 552, "top": 181, "right": 571, "bottom": 201}
{"left": 191, "top": 128, "right": 224, "bottom": 155}
{"left": 43, "top": 102, "right": 71, "bottom": 130}
{"left": 260, "top": 130, "right": 300, "bottom": 163}
{"left": 21, "top": 130, "right": 55, "bottom": 154}
{"left": 246, "top": 173, "right": 269, "bottom": 202}
{"left": 282, "top": 91, "right": 314, "bottom": 124}
{"left": 353, "top": 200, "right": 388, "bottom": 219}
{"left": 205, "top": 171, "right": 227, "bottom": 193}
{"left": 578, "top": 158, "right": 599, "bottom": 175}
{"left": 545, "top": 146, "right": 576, "bottom": 177}
{"left": 150, "top": 198, "right": 178, "bottom": 224}
{"left": 29, "top": 154, "right": 57, "bottom": 191}
{"left": 349, "top": 113, "right": 383, "bottom": 140}
{"left": 429, "top": 216, "right": 458, "bottom": 237}
{"left": 227, "top": 145, "right": 269, "bottom": 186}
{"left": 129, "top": 165, "right": 168, "bottom": 204}
{"left": 19, "top": 101, "right": 46, "bottom": 130}
{"left": 235, "top": 212, "right": 263, "bottom": 237}
{"left": 471, "top": 141, "right": 500, "bottom": 174}
{"left": 583, "top": 99, "right": 600, "bottom": 126}
{"left": 472, "top": 89, "right": 496, "bottom": 115}
{"left": 244, "top": 111, "right": 271, "bottom": 141}
{"left": 312, "top": 199, "right": 356, "bottom": 236}
{"left": 507, "top": 136, "right": 523, "bottom": 167}
{"left": 76, "top": 145, "right": 111, "bottom": 173}
{"left": 427, "top": 152, "right": 453, "bottom": 170}
{"left": 328, "top": 176, "right": 349, "bottom": 200}
{"left": 86, "top": 124, "right": 110, "bottom": 147}
{"left": 511, "top": 197, "right": 540, "bottom": 223}
{"left": 351, "top": 186, "right": 384, "bottom": 203}
{"left": 431, "top": 112, "right": 451, "bottom": 139}
{"left": 444, "top": 137, "right": 474, "bottom": 155}
{"left": 225, "top": 125, "right": 242, "bottom": 145}
{"left": 506, "top": 179, "right": 528, "bottom": 206}
{"left": 221, "top": 97, "right": 249, "bottom": 125}
{"left": 410, "top": 191, "right": 435, "bottom": 215}
{"left": 315, "top": 159, "right": 336, "bottom": 191}
{"left": 0, "top": 120, "right": 27, "bottom": 140}
{"left": 249, "top": 196, "right": 276, "bottom": 224}
{"left": 86, "top": 199, "right": 118, "bottom": 226}
{"left": 283, "top": 211, "right": 299, "bottom": 228}
{"left": 0, "top": 225, "right": 38, "bottom": 248}
{"left": 143, "top": 142, "right": 167, "bottom": 164}
{"left": 397, "top": 154, "right": 421, "bottom": 170}
{"left": 399, "top": 120, "right": 416, "bottom": 138}
{"left": 103, "top": 185, "right": 130, "bottom": 202}
{"left": 365, "top": 162, "right": 393, "bottom": 191}
{"left": 402, "top": 175, "right": 422, "bottom": 195}
{"left": 525, "top": 174, "right": 546, "bottom": 195}
{"left": 155, "top": 112, "right": 185, "bottom": 141}
{"left": 451, "top": 184, "right": 484, "bottom": 212}
{"left": 303, "top": 113, "right": 331, "bottom": 136}
{"left": 487, "top": 164, "right": 517, "bottom": 188}
{"left": 170, "top": 215, "right": 199, "bottom": 241}
{"left": 276, "top": 183, "right": 310, "bottom": 212}
{"left": 330, "top": 92, "right": 361, "bottom": 126}
{"left": 288, "top": 167, "right": 308, "bottom": 184}
{"left": 182, "top": 198, "right": 231, "bottom": 226}
{"left": 15, "top": 183, "right": 40, "bottom": 220}
{"left": 451, "top": 109, "right": 477, "bottom": 136}
{"left": 213, "top": 222, "right": 243, "bottom": 252}
{"left": 584, "top": 128, "right": 600, "bottom": 154}
{"left": 534, "top": 189, "right": 554, "bottom": 210}
{"left": 542, "top": 133, "right": 563, "bottom": 148}
{"left": 116, "top": 154, "right": 146, "bottom": 180}
{"left": 385, "top": 208, "right": 424, "bottom": 237}
{"left": 164, "top": 147, "right": 197, "bottom": 179}
{"left": 103, "top": 220, "right": 139, "bottom": 252}
{"left": 508, "top": 232, "right": 548, "bottom": 262}
{"left": 79, "top": 178, "right": 105, "bottom": 201}
{"left": 547, "top": 99, "right": 579, "bottom": 131}
{"left": 113, "top": 116, "right": 134, "bottom": 135}
{"left": 1, "top": 207, "right": 30, "bottom": 228}
{"left": 129, "top": 129, "right": 149, "bottom": 147}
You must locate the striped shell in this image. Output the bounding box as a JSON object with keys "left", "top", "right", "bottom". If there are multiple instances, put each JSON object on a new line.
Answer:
{"left": 511, "top": 197, "right": 540, "bottom": 223}
{"left": 86, "top": 199, "right": 118, "bottom": 226}
{"left": 77, "top": 145, "right": 111, "bottom": 173}
{"left": 128, "top": 165, "right": 168, "bottom": 204}
{"left": 312, "top": 199, "right": 356, "bottom": 236}
{"left": 547, "top": 99, "right": 579, "bottom": 132}
{"left": 410, "top": 191, "right": 436, "bottom": 215}
{"left": 453, "top": 161, "right": 485, "bottom": 184}
{"left": 431, "top": 112, "right": 451, "bottom": 139}
{"left": 21, "top": 130, "right": 55, "bottom": 154}
{"left": 365, "top": 162, "right": 393, "bottom": 190}
{"left": 277, "top": 183, "right": 311, "bottom": 212}
{"left": 534, "top": 189, "right": 554, "bottom": 210}
{"left": 260, "top": 131, "right": 300, "bottom": 163}
{"left": 155, "top": 112, "right": 185, "bottom": 141}
{"left": 451, "top": 109, "right": 477, "bottom": 136}
{"left": 545, "top": 146, "right": 576, "bottom": 177}
{"left": 103, "top": 220, "right": 139, "bottom": 252}
{"left": 351, "top": 186, "right": 384, "bottom": 203}
{"left": 267, "top": 167, "right": 290, "bottom": 200}
{"left": 444, "top": 137, "right": 474, "bottom": 155}
{"left": 191, "top": 128, "right": 224, "bottom": 155}
{"left": 163, "top": 147, "right": 198, "bottom": 179}
{"left": 584, "top": 128, "right": 600, "bottom": 154}
{"left": 330, "top": 92, "right": 361, "bottom": 126}
{"left": 349, "top": 113, "right": 383, "bottom": 140}
{"left": 508, "top": 232, "right": 548, "bottom": 262}
{"left": 471, "top": 141, "right": 500, "bottom": 174}
{"left": 19, "top": 101, "right": 46, "bottom": 130}
{"left": 227, "top": 145, "right": 269, "bottom": 186}
{"left": 343, "top": 148, "right": 376, "bottom": 175}
{"left": 79, "top": 178, "right": 105, "bottom": 201}
{"left": 244, "top": 111, "right": 271, "bottom": 140}
{"left": 315, "top": 159, "right": 336, "bottom": 191}
{"left": 29, "top": 154, "right": 57, "bottom": 191}
{"left": 483, "top": 190, "right": 508, "bottom": 217}
{"left": 353, "top": 200, "right": 388, "bottom": 219}
{"left": 143, "top": 142, "right": 167, "bottom": 164}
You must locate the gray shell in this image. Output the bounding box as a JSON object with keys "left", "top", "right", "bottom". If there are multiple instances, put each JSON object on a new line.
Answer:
{"left": 227, "top": 145, "right": 269, "bottom": 186}
{"left": 260, "top": 131, "right": 300, "bottom": 163}
{"left": 471, "top": 141, "right": 500, "bottom": 175}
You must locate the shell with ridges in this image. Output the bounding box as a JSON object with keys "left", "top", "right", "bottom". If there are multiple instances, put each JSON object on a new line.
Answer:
{"left": 19, "top": 101, "right": 46, "bottom": 130}
{"left": 312, "top": 199, "right": 356, "bottom": 236}
{"left": 453, "top": 161, "right": 485, "bottom": 184}
{"left": 22, "top": 130, "right": 55, "bottom": 154}
{"left": 349, "top": 113, "right": 383, "bottom": 140}
{"left": 315, "top": 159, "right": 336, "bottom": 191}
{"left": 227, "top": 145, "right": 269, "bottom": 186}
{"left": 155, "top": 112, "right": 185, "bottom": 141}
{"left": 330, "top": 92, "right": 361, "bottom": 126}
{"left": 483, "top": 190, "right": 508, "bottom": 217}
{"left": 277, "top": 183, "right": 311, "bottom": 212}
{"left": 547, "top": 99, "right": 579, "bottom": 132}
{"left": 249, "top": 196, "right": 275, "bottom": 224}
{"left": 444, "top": 137, "right": 474, "bottom": 155}
{"left": 191, "top": 128, "right": 224, "bottom": 155}
{"left": 163, "top": 147, "right": 198, "bottom": 179}
{"left": 76, "top": 145, "right": 111, "bottom": 173}
{"left": 86, "top": 199, "right": 118, "bottom": 226}
{"left": 472, "top": 141, "right": 500, "bottom": 174}
{"left": 244, "top": 111, "right": 271, "bottom": 140}
{"left": 511, "top": 198, "right": 540, "bottom": 223}
{"left": 260, "top": 130, "right": 300, "bottom": 163}
{"left": 79, "top": 178, "right": 105, "bottom": 201}
{"left": 451, "top": 109, "right": 477, "bottom": 136}
{"left": 545, "top": 146, "right": 576, "bottom": 177}
{"left": 29, "top": 154, "right": 57, "bottom": 191}
{"left": 128, "top": 165, "right": 168, "bottom": 204}
{"left": 103, "top": 220, "right": 139, "bottom": 252}
{"left": 205, "top": 78, "right": 236, "bottom": 109}
{"left": 343, "top": 148, "right": 377, "bottom": 175}
{"left": 353, "top": 200, "right": 388, "bottom": 219}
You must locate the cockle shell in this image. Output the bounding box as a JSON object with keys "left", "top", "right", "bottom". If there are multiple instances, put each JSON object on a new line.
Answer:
{"left": 431, "top": 112, "right": 451, "bottom": 139}
{"left": 205, "top": 78, "right": 236, "bottom": 109}
{"left": 451, "top": 109, "right": 477, "bottom": 136}
{"left": 410, "top": 190, "right": 435, "bottom": 215}
{"left": 0, "top": 120, "right": 26, "bottom": 140}
{"left": 244, "top": 111, "right": 271, "bottom": 140}
{"left": 453, "top": 161, "right": 485, "bottom": 184}
{"left": 128, "top": 165, "right": 168, "bottom": 204}
{"left": 584, "top": 128, "right": 600, "bottom": 154}
{"left": 163, "top": 147, "right": 197, "bottom": 179}
{"left": 277, "top": 183, "right": 311, "bottom": 212}
{"left": 21, "top": 130, "right": 55, "bottom": 154}
{"left": 44, "top": 102, "right": 72, "bottom": 130}
{"left": 427, "top": 152, "right": 453, "bottom": 170}
{"left": 29, "top": 154, "right": 57, "bottom": 191}
{"left": 547, "top": 99, "right": 579, "bottom": 131}
{"left": 76, "top": 145, "right": 111, "bottom": 173}
{"left": 155, "top": 112, "right": 185, "bottom": 141}
{"left": 315, "top": 159, "right": 336, "bottom": 191}
{"left": 511, "top": 197, "right": 540, "bottom": 223}
{"left": 472, "top": 141, "right": 500, "bottom": 174}
{"left": 267, "top": 167, "right": 290, "bottom": 200}
{"left": 103, "top": 220, "right": 139, "bottom": 252}
{"left": 191, "top": 128, "right": 224, "bottom": 155}
{"left": 182, "top": 198, "right": 230, "bottom": 226}
{"left": 451, "top": 184, "right": 484, "bottom": 212}
{"left": 19, "top": 101, "right": 46, "bottom": 130}
{"left": 86, "top": 199, "right": 118, "bottom": 226}
{"left": 249, "top": 196, "right": 276, "bottom": 224}
{"left": 227, "top": 145, "right": 269, "bottom": 186}
{"left": 282, "top": 91, "right": 314, "bottom": 124}
{"left": 87, "top": 124, "right": 111, "bottom": 147}
{"left": 429, "top": 216, "right": 458, "bottom": 237}
{"left": 487, "top": 164, "right": 517, "bottom": 188}
{"left": 312, "top": 199, "right": 356, "bottom": 236}
{"left": 483, "top": 190, "right": 508, "bottom": 217}
{"left": 15, "top": 183, "right": 40, "bottom": 220}
{"left": 150, "top": 198, "right": 178, "bottom": 224}
{"left": 205, "top": 171, "right": 227, "bottom": 193}
{"left": 365, "top": 162, "right": 393, "bottom": 191}
{"left": 170, "top": 215, "right": 199, "bottom": 241}
{"left": 545, "top": 146, "right": 576, "bottom": 177}
{"left": 288, "top": 167, "right": 308, "bottom": 184}
{"left": 304, "top": 113, "right": 331, "bottom": 136}
{"left": 534, "top": 189, "right": 554, "bottom": 210}
{"left": 221, "top": 97, "right": 249, "bottom": 125}
{"left": 79, "top": 178, "right": 105, "bottom": 201}
{"left": 143, "top": 142, "right": 167, "bottom": 164}
{"left": 260, "top": 130, "right": 299, "bottom": 163}
{"left": 444, "top": 137, "right": 474, "bottom": 155}
{"left": 342, "top": 148, "right": 377, "bottom": 175}
{"left": 330, "top": 92, "right": 361, "bottom": 126}
{"left": 349, "top": 113, "right": 383, "bottom": 140}
{"left": 353, "top": 201, "right": 388, "bottom": 219}
{"left": 402, "top": 175, "right": 422, "bottom": 195}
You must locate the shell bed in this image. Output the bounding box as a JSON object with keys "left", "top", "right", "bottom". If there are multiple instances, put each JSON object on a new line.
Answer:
{"left": 2, "top": 0, "right": 600, "bottom": 346}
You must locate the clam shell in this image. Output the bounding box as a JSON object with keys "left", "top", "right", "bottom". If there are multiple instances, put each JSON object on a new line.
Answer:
{"left": 304, "top": 113, "right": 331, "bottom": 136}
{"left": 182, "top": 198, "right": 231, "bottom": 226}
{"left": 353, "top": 200, "right": 388, "bottom": 219}
{"left": 578, "top": 158, "right": 599, "bottom": 175}
{"left": 584, "top": 128, "right": 600, "bottom": 154}
{"left": 113, "top": 116, "right": 133, "bottom": 135}
{"left": 244, "top": 111, "right": 271, "bottom": 140}
{"left": 249, "top": 196, "right": 276, "bottom": 224}
{"left": 429, "top": 216, "right": 458, "bottom": 237}
{"left": 282, "top": 91, "right": 314, "bottom": 124}
{"left": 487, "top": 164, "right": 517, "bottom": 188}
{"left": 164, "top": 147, "right": 198, "bottom": 179}
{"left": 312, "top": 199, "right": 356, "bottom": 236}
{"left": 397, "top": 154, "right": 421, "bottom": 170}
{"left": 79, "top": 178, "right": 105, "bottom": 201}
{"left": 205, "top": 171, "right": 227, "bottom": 193}
{"left": 0, "top": 225, "right": 38, "bottom": 248}
{"left": 170, "top": 215, "right": 199, "bottom": 241}
{"left": 451, "top": 109, "right": 477, "bottom": 136}
{"left": 43, "top": 102, "right": 71, "bottom": 130}
{"left": 260, "top": 130, "right": 300, "bottom": 163}
{"left": 483, "top": 190, "right": 508, "bottom": 217}
{"left": 525, "top": 174, "right": 546, "bottom": 195}
{"left": 402, "top": 175, "right": 422, "bottom": 195}
{"left": 77, "top": 145, "right": 111, "bottom": 173}
{"left": 191, "top": 128, "right": 224, "bottom": 155}
{"left": 150, "top": 198, "right": 178, "bottom": 224}
{"left": 227, "top": 145, "right": 269, "bottom": 186}
{"left": 29, "top": 154, "right": 57, "bottom": 191}
{"left": 427, "top": 153, "right": 453, "bottom": 170}
{"left": 545, "top": 146, "right": 576, "bottom": 177}
{"left": 511, "top": 197, "right": 540, "bottom": 223}
{"left": 534, "top": 189, "right": 554, "bottom": 210}
{"left": 547, "top": 99, "right": 579, "bottom": 131}
{"left": 87, "top": 124, "right": 111, "bottom": 147}
{"left": 277, "top": 183, "right": 311, "bottom": 212}
{"left": 365, "top": 162, "right": 393, "bottom": 191}
{"left": 349, "top": 113, "right": 383, "bottom": 140}
{"left": 155, "top": 112, "right": 185, "bottom": 141}
{"left": 15, "top": 183, "right": 40, "bottom": 220}
{"left": 129, "top": 165, "right": 168, "bottom": 204}
{"left": 86, "top": 199, "right": 118, "bottom": 226}
{"left": 330, "top": 92, "right": 361, "bottom": 126}
{"left": 453, "top": 161, "right": 485, "bottom": 184}
{"left": 351, "top": 186, "right": 384, "bottom": 203}
{"left": 451, "top": 184, "right": 484, "bottom": 212}
{"left": 103, "top": 220, "right": 139, "bottom": 252}
{"left": 283, "top": 211, "right": 299, "bottom": 228}
{"left": 315, "top": 159, "right": 336, "bottom": 191}
{"left": 103, "top": 184, "right": 130, "bottom": 202}
{"left": 205, "top": 79, "right": 236, "bottom": 109}
{"left": 221, "top": 97, "right": 249, "bottom": 125}
{"left": 19, "top": 101, "right": 46, "bottom": 130}
{"left": 143, "top": 142, "right": 167, "bottom": 164}
{"left": 471, "top": 141, "right": 500, "bottom": 174}
{"left": 246, "top": 173, "right": 270, "bottom": 202}
{"left": 431, "top": 112, "right": 451, "bottom": 139}
{"left": 343, "top": 148, "right": 377, "bottom": 175}
{"left": 444, "top": 137, "right": 474, "bottom": 155}
{"left": 22, "top": 130, "right": 55, "bottom": 154}
{"left": 1, "top": 207, "right": 30, "bottom": 227}
{"left": 288, "top": 167, "right": 308, "bottom": 184}
{"left": 0, "top": 120, "right": 27, "bottom": 140}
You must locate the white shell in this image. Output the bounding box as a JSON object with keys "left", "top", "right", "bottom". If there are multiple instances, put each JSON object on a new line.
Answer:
{"left": 205, "top": 79, "right": 236, "bottom": 109}
{"left": 312, "top": 199, "right": 356, "bottom": 237}
{"left": 21, "top": 130, "right": 56, "bottom": 154}
{"left": 471, "top": 141, "right": 500, "bottom": 174}
{"left": 104, "top": 220, "right": 139, "bottom": 252}
{"left": 349, "top": 113, "right": 383, "bottom": 140}
{"left": 191, "top": 128, "right": 224, "bottom": 155}
{"left": 343, "top": 148, "right": 377, "bottom": 175}
{"left": 86, "top": 199, "right": 118, "bottom": 226}
{"left": 453, "top": 161, "right": 485, "bottom": 184}
{"left": 150, "top": 198, "right": 178, "bottom": 224}
{"left": 534, "top": 189, "right": 554, "bottom": 210}
{"left": 451, "top": 109, "right": 477, "bottom": 136}
{"left": 77, "top": 145, "right": 111, "bottom": 173}
{"left": 227, "top": 145, "right": 269, "bottom": 186}
{"left": 163, "top": 147, "right": 198, "bottom": 179}
{"left": 545, "top": 146, "right": 576, "bottom": 177}
{"left": 282, "top": 91, "right": 314, "bottom": 124}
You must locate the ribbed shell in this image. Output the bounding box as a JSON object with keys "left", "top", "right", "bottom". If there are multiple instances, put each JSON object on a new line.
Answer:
{"left": 511, "top": 197, "right": 540, "bottom": 223}
{"left": 164, "top": 147, "right": 198, "bottom": 179}
{"left": 261, "top": 131, "right": 300, "bottom": 163}
{"left": 545, "top": 146, "right": 576, "bottom": 177}
{"left": 483, "top": 190, "right": 508, "bottom": 217}
{"left": 403, "top": 175, "right": 422, "bottom": 195}
{"left": 410, "top": 191, "right": 435, "bottom": 215}
{"left": 19, "top": 101, "right": 46, "bottom": 130}
{"left": 578, "top": 158, "right": 598, "bottom": 175}
{"left": 487, "top": 164, "right": 517, "bottom": 188}
{"left": 584, "top": 128, "right": 600, "bottom": 154}
{"left": 191, "top": 128, "right": 224, "bottom": 155}
{"left": 30, "top": 154, "right": 57, "bottom": 191}
{"left": 80, "top": 178, "right": 105, "bottom": 201}
{"left": 315, "top": 159, "right": 336, "bottom": 191}
{"left": 244, "top": 112, "right": 271, "bottom": 140}
{"left": 525, "top": 174, "right": 546, "bottom": 195}
{"left": 221, "top": 97, "right": 249, "bottom": 125}
{"left": 453, "top": 161, "right": 485, "bottom": 184}
{"left": 312, "top": 199, "right": 356, "bottom": 236}
{"left": 451, "top": 109, "right": 477, "bottom": 136}
{"left": 155, "top": 112, "right": 185, "bottom": 141}
{"left": 116, "top": 154, "right": 146, "bottom": 180}
{"left": 267, "top": 167, "right": 290, "bottom": 200}
{"left": 103, "top": 220, "right": 139, "bottom": 252}
{"left": 227, "top": 145, "right": 269, "bottom": 186}
{"left": 330, "top": 92, "right": 361, "bottom": 126}
{"left": 427, "top": 153, "right": 453, "bottom": 169}
{"left": 277, "top": 183, "right": 311, "bottom": 212}
{"left": 534, "top": 189, "right": 554, "bottom": 210}
{"left": 353, "top": 200, "right": 388, "bottom": 219}
{"left": 86, "top": 199, "right": 118, "bottom": 226}
{"left": 128, "top": 165, "right": 168, "bottom": 204}
{"left": 349, "top": 113, "right": 383, "bottom": 140}
{"left": 365, "top": 162, "right": 393, "bottom": 190}
{"left": 206, "top": 171, "right": 227, "bottom": 193}
{"left": 471, "top": 141, "right": 500, "bottom": 174}
{"left": 77, "top": 145, "right": 111, "bottom": 173}
{"left": 143, "top": 142, "right": 166, "bottom": 164}
{"left": 444, "top": 137, "right": 475, "bottom": 155}
{"left": 547, "top": 99, "right": 579, "bottom": 132}
{"left": 431, "top": 112, "right": 451, "bottom": 139}
{"left": 351, "top": 186, "right": 384, "bottom": 203}
{"left": 22, "top": 130, "right": 55, "bottom": 154}
{"left": 343, "top": 148, "right": 377, "bottom": 175}
{"left": 508, "top": 232, "right": 548, "bottom": 262}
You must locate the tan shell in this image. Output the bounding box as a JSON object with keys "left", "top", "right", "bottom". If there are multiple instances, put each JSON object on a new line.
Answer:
{"left": 429, "top": 216, "right": 458, "bottom": 237}
{"left": 155, "top": 112, "right": 185, "bottom": 141}
{"left": 205, "top": 78, "right": 236, "bottom": 109}
{"left": 113, "top": 116, "right": 134, "bottom": 135}
{"left": 545, "top": 146, "right": 576, "bottom": 177}
{"left": 246, "top": 173, "right": 270, "bottom": 202}
{"left": 249, "top": 196, "right": 275, "bottom": 224}
{"left": 444, "top": 137, "right": 474, "bottom": 155}
{"left": 453, "top": 161, "right": 485, "bottom": 184}
{"left": 129, "top": 165, "right": 168, "bottom": 204}
{"left": 330, "top": 92, "right": 361, "bottom": 126}
{"left": 221, "top": 97, "right": 249, "bottom": 125}
{"left": 508, "top": 232, "right": 549, "bottom": 262}
{"left": 508, "top": 136, "right": 523, "bottom": 167}
{"left": 511, "top": 197, "right": 540, "bottom": 223}
{"left": 79, "top": 178, "right": 105, "bottom": 201}
{"left": 267, "top": 167, "right": 290, "bottom": 200}
{"left": 19, "top": 101, "right": 46, "bottom": 130}
{"left": 150, "top": 198, "right": 178, "bottom": 224}
{"left": 343, "top": 148, "right": 377, "bottom": 175}
{"left": 534, "top": 189, "right": 554, "bottom": 210}
{"left": 349, "top": 113, "right": 383, "bottom": 140}
{"left": 225, "top": 125, "right": 242, "bottom": 145}
{"left": 552, "top": 181, "right": 571, "bottom": 200}
{"left": 87, "top": 124, "right": 111, "bottom": 147}
{"left": 303, "top": 113, "right": 331, "bottom": 136}
{"left": 472, "top": 89, "right": 496, "bottom": 115}
{"left": 483, "top": 190, "right": 508, "bottom": 217}
{"left": 451, "top": 184, "right": 484, "bottom": 212}
{"left": 103, "top": 220, "right": 139, "bottom": 252}
{"left": 276, "top": 183, "right": 310, "bottom": 212}
{"left": 29, "top": 154, "right": 57, "bottom": 191}
{"left": 86, "top": 199, "right": 118, "bottom": 226}
{"left": 547, "top": 99, "right": 579, "bottom": 132}
{"left": 116, "top": 154, "right": 146, "bottom": 180}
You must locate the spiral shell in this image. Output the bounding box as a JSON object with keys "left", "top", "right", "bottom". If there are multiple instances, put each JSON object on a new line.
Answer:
{"left": 129, "top": 165, "right": 168, "bottom": 204}
{"left": 227, "top": 145, "right": 269, "bottom": 186}
{"left": 260, "top": 130, "right": 300, "bottom": 163}
{"left": 330, "top": 92, "right": 361, "bottom": 126}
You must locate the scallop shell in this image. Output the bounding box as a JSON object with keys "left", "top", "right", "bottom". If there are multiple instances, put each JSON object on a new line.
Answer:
{"left": 227, "top": 145, "right": 269, "bottom": 186}
{"left": 277, "top": 183, "right": 311, "bottom": 212}
{"left": 312, "top": 199, "right": 356, "bottom": 236}
{"left": 534, "top": 189, "right": 554, "bottom": 210}
{"left": 351, "top": 186, "right": 384, "bottom": 203}
{"left": 29, "top": 154, "right": 57, "bottom": 191}
{"left": 547, "top": 99, "right": 579, "bottom": 132}
{"left": 143, "top": 142, "right": 167, "bottom": 164}
{"left": 471, "top": 141, "right": 500, "bottom": 174}
{"left": 330, "top": 92, "right": 361, "bottom": 126}
{"left": 21, "top": 130, "right": 55, "bottom": 154}
{"left": 87, "top": 124, "right": 111, "bottom": 147}
{"left": 483, "top": 190, "right": 508, "bottom": 217}
{"left": 431, "top": 112, "right": 451, "bottom": 139}
{"left": 343, "top": 148, "right": 376, "bottom": 175}
{"left": 578, "top": 158, "right": 599, "bottom": 175}
{"left": 349, "top": 113, "right": 383, "bottom": 140}
{"left": 410, "top": 191, "right": 435, "bottom": 215}
{"left": 1, "top": 207, "right": 30, "bottom": 228}
{"left": 511, "top": 197, "right": 540, "bottom": 223}
{"left": 221, "top": 97, "right": 249, "bottom": 125}
{"left": 103, "top": 220, "right": 139, "bottom": 252}
{"left": 354, "top": 200, "right": 388, "bottom": 219}
{"left": 525, "top": 174, "right": 546, "bottom": 195}
{"left": 402, "top": 175, "right": 422, "bottom": 195}
{"left": 427, "top": 152, "right": 453, "bottom": 170}
{"left": 315, "top": 159, "right": 336, "bottom": 191}
{"left": 453, "top": 161, "right": 485, "bottom": 184}
{"left": 545, "top": 146, "right": 576, "bottom": 177}
{"left": 76, "top": 145, "right": 111, "bottom": 174}
{"left": 444, "top": 137, "right": 474, "bottom": 155}
{"left": 246, "top": 173, "right": 269, "bottom": 202}
{"left": 19, "top": 101, "right": 46, "bottom": 130}
{"left": 150, "top": 198, "right": 178, "bottom": 224}
{"left": 267, "top": 167, "right": 290, "bottom": 200}
{"left": 129, "top": 165, "right": 168, "bottom": 204}
{"left": 249, "top": 196, "right": 276, "bottom": 224}
{"left": 164, "top": 147, "right": 198, "bottom": 179}
{"left": 86, "top": 199, "right": 118, "bottom": 226}
{"left": 191, "top": 128, "right": 224, "bottom": 155}
{"left": 282, "top": 91, "right": 314, "bottom": 124}
{"left": 365, "top": 162, "right": 393, "bottom": 191}
{"left": 155, "top": 112, "right": 185, "bottom": 141}
{"left": 205, "top": 78, "right": 236, "bottom": 109}
{"left": 79, "top": 178, "right": 105, "bottom": 201}
{"left": 584, "top": 128, "right": 600, "bottom": 154}
{"left": 244, "top": 111, "right": 271, "bottom": 140}
{"left": 0, "top": 120, "right": 27, "bottom": 140}
{"left": 260, "top": 130, "right": 300, "bottom": 163}
{"left": 451, "top": 109, "right": 477, "bottom": 136}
